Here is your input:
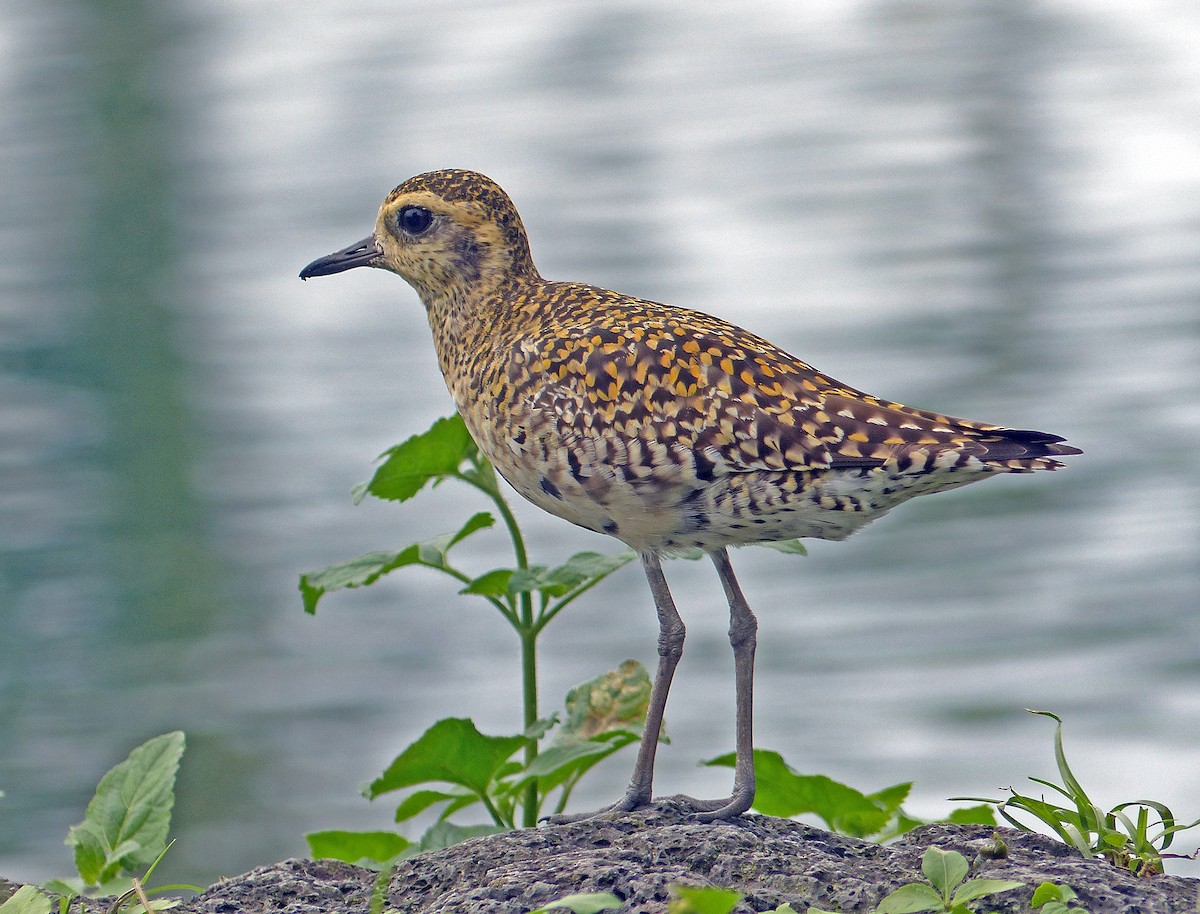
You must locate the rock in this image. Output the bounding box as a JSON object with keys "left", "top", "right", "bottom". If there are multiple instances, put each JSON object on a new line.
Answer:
{"left": 25, "top": 804, "right": 1200, "bottom": 914}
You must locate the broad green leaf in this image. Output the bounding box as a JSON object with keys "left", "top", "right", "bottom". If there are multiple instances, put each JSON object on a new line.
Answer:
{"left": 0, "top": 886, "right": 52, "bottom": 914}
{"left": 38, "top": 880, "right": 83, "bottom": 899}
{"left": 505, "top": 730, "right": 640, "bottom": 796}
{"left": 951, "top": 878, "right": 1025, "bottom": 904}
{"left": 416, "top": 821, "right": 507, "bottom": 852}
{"left": 446, "top": 511, "right": 496, "bottom": 549}
{"left": 66, "top": 731, "right": 184, "bottom": 886}
{"left": 301, "top": 550, "right": 412, "bottom": 613}
{"left": 874, "top": 883, "right": 943, "bottom": 914}
{"left": 556, "top": 660, "right": 652, "bottom": 742}
{"left": 946, "top": 804, "right": 996, "bottom": 826}
{"left": 1031, "top": 883, "right": 1076, "bottom": 907}
{"left": 524, "top": 551, "right": 636, "bottom": 598}
{"left": 524, "top": 715, "right": 558, "bottom": 741}
{"left": 704, "top": 749, "right": 888, "bottom": 836}
{"left": 362, "top": 415, "right": 477, "bottom": 503}
{"left": 460, "top": 568, "right": 515, "bottom": 597}
{"left": 65, "top": 826, "right": 107, "bottom": 890}
{"left": 367, "top": 718, "right": 524, "bottom": 799}
{"left": 668, "top": 884, "right": 742, "bottom": 914}
{"left": 754, "top": 539, "right": 807, "bottom": 555}
{"left": 305, "top": 830, "right": 411, "bottom": 865}
{"left": 526, "top": 732, "right": 641, "bottom": 778}
{"left": 531, "top": 892, "right": 622, "bottom": 914}
{"left": 301, "top": 513, "right": 494, "bottom": 613}
{"left": 391, "top": 788, "right": 473, "bottom": 823}
{"left": 866, "top": 782, "right": 912, "bottom": 817}
{"left": 921, "top": 847, "right": 967, "bottom": 897}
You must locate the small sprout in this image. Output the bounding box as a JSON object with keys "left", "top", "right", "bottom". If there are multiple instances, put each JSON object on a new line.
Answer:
{"left": 529, "top": 891, "right": 622, "bottom": 914}
{"left": 1031, "top": 882, "right": 1090, "bottom": 914}
{"left": 971, "top": 831, "right": 1007, "bottom": 866}
{"left": 876, "top": 847, "right": 1023, "bottom": 914}
{"left": 667, "top": 885, "right": 742, "bottom": 914}
{"left": 954, "top": 711, "right": 1200, "bottom": 875}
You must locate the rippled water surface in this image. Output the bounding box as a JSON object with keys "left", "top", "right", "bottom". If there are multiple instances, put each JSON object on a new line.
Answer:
{"left": 2, "top": 0, "right": 1198, "bottom": 884}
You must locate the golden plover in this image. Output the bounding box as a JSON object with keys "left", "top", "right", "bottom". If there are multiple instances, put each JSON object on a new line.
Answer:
{"left": 300, "top": 169, "right": 1081, "bottom": 822}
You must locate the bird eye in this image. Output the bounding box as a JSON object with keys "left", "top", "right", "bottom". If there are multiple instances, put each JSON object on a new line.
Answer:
{"left": 397, "top": 206, "right": 433, "bottom": 236}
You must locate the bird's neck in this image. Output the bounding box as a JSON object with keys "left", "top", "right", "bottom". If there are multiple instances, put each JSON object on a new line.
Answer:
{"left": 420, "top": 274, "right": 541, "bottom": 411}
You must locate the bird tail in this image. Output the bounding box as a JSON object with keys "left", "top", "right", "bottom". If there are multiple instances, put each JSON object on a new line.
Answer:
{"left": 976, "top": 429, "right": 1082, "bottom": 471}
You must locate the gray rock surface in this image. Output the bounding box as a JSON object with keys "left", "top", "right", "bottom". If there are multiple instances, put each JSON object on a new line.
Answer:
{"left": 22, "top": 804, "right": 1200, "bottom": 913}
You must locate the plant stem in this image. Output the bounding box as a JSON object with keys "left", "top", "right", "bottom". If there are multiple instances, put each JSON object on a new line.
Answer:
{"left": 469, "top": 458, "right": 540, "bottom": 828}
{"left": 519, "top": 622, "right": 538, "bottom": 827}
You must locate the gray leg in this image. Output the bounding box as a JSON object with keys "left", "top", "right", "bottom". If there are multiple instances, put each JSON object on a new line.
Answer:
{"left": 694, "top": 547, "right": 757, "bottom": 821}
{"left": 618, "top": 550, "right": 686, "bottom": 807}
{"left": 546, "top": 550, "right": 684, "bottom": 822}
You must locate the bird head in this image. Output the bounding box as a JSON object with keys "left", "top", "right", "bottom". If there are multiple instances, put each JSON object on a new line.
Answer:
{"left": 299, "top": 169, "right": 538, "bottom": 301}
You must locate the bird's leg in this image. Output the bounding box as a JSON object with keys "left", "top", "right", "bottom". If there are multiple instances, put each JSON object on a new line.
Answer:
{"left": 545, "top": 550, "right": 684, "bottom": 823}
{"left": 675, "top": 547, "right": 758, "bottom": 822}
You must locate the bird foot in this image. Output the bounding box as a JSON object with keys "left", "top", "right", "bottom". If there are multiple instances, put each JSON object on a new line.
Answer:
{"left": 662, "top": 788, "right": 754, "bottom": 822}
{"left": 544, "top": 788, "right": 753, "bottom": 825}
{"left": 542, "top": 792, "right": 648, "bottom": 824}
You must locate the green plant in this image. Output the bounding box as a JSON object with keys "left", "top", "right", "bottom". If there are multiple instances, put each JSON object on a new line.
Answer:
{"left": 1031, "top": 882, "right": 1090, "bottom": 914}
{"left": 300, "top": 415, "right": 1003, "bottom": 859}
{"left": 871, "top": 847, "right": 1023, "bottom": 914}
{"left": 704, "top": 749, "right": 995, "bottom": 841}
{"left": 5, "top": 732, "right": 197, "bottom": 914}
{"left": 530, "top": 893, "right": 623, "bottom": 914}
{"left": 664, "top": 885, "right": 803, "bottom": 914}
{"left": 301, "top": 415, "right": 647, "bottom": 851}
{"left": 956, "top": 710, "right": 1200, "bottom": 875}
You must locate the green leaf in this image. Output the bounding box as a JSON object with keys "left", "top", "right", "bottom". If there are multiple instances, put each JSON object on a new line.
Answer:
{"left": 460, "top": 568, "right": 515, "bottom": 596}
{"left": 415, "top": 821, "right": 507, "bottom": 852}
{"left": 530, "top": 892, "right": 623, "bottom": 914}
{"left": 874, "top": 883, "right": 944, "bottom": 914}
{"left": 704, "top": 749, "right": 889, "bottom": 836}
{"left": 446, "top": 511, "right": 496, "bottom": 549}
{"left": 0, "top": 886, "right": 52, "bottom": 914}
{"left": 921, "top": 847, "right": 967, "bottom": 897}
{"left": 499, "top": 552, "right": 635, "bottom": 600}
{"left": 754, "top": 539, "right": 807, "bottom": 555}
{"left": 391, "top": 788, "right": 473, "bottom": 823}
{"left": 534, "top": 551, "right": 636, "bottom": 597}
{"left": 946, "top": 804, "right": 996, "bottom": 826}
{"left": 66, "top": 731, "right": 185, "bottom": 886}
{"left": 556, "top": 660, "right": 652, "bottom": 743}
{"left": 305, "top": 830, "right": 412, "bottom": 866}
{"left": 505, "top": 730, "right": 640, "bottom": 796}
{"left": 38, "top": 880, "right": 82, "bottom": 899}
{"left": 301, "top": 512, "right": 494, "bottom": 613}
{"left": 362, "top": 415, "right": 477, "bottom": 503}
{"left": 950, "top": 878, "right": 1026, "bottom": 904}
{"left": 866, "top": 782, "right": 912, "bottom": 818}
{"left": 1031, "top": 882, "right": 1075, "bottom": 907}
{"left": 668, "top": 884, "right": 742, "bottom": 914}
{"left": 367, "top": 718, "right": 525, "bottom": 800}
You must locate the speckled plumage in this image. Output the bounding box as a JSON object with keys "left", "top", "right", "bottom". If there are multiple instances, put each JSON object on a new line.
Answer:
{"left": 301, "top": 168, "right": 1080, "bottom": 821}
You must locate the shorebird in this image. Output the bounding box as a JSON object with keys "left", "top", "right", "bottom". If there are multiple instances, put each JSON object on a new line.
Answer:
{"left": 300, "top": 169, "right": 1080, "bottom": 822}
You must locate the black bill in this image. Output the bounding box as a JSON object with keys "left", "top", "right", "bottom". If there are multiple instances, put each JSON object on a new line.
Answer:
{"left": 299, "top": 236, "right": 382, "bottom": 279}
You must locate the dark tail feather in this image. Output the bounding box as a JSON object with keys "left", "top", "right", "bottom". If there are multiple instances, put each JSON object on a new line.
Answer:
{"left": 979, "top": 428, "right": 1082, "bottom": 465}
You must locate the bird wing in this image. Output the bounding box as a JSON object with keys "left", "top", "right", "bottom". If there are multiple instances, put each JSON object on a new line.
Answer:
{"left": 498, "top": 290, "right": 1073, "bottom": 479}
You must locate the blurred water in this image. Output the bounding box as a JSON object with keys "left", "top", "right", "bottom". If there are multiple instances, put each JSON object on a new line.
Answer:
{"left": 2, "top": 0, "right": 1198, "bottom": 886}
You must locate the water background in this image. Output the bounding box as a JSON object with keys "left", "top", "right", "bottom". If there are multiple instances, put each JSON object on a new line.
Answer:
{"left": 2, "top": 0, "right": 1199, "bottom": 885}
